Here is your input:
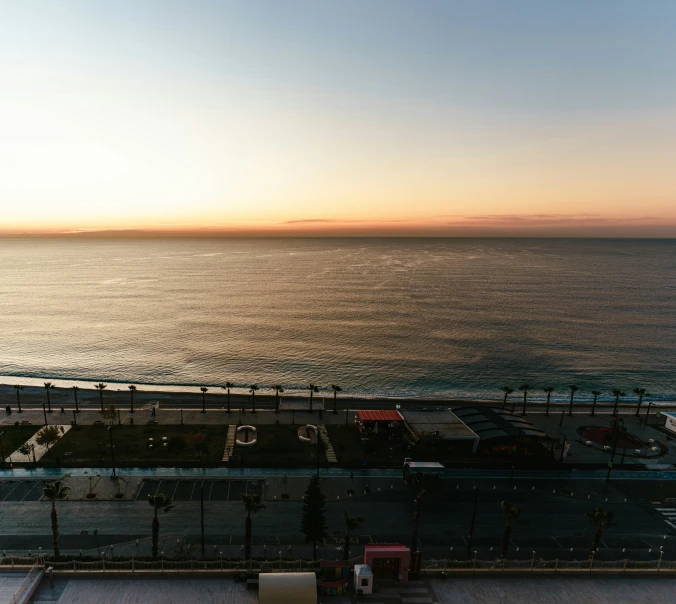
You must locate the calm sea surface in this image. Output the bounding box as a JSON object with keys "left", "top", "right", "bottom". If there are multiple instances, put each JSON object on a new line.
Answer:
{"left": 0, "top": 238, "right": 675, "bottom": 401}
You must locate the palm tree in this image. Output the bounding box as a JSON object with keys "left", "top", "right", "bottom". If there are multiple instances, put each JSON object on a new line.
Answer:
{"left": 44, "top": 382, "right": 54, "bottom": 413}
{"left": 43, "top": 479, "right": 69, "bottom": 560}
{"left": 500, "top": 500, "right": 520, "bottom": 561}
{"left": 408, "top": 473, "right": 438, "bottom": 563}
{"left": 587, "top": 505, "right": 613, "bottom": 561}
{"left": 307, "top": 384, "right": 319, "bottom": 413}
{"left": 249, "top": 384, "right": 259, "bottom": 413}
{"left": 200, "top": 387, "right": 208, "bottom": 413}
{"left": 148, "top": 493, "right": 173, "bottom": 558}
{"left": 242, "top": 493, "right": 266, "bottom": 560}
{"left": 14, "top": 385, "right": 24, "bottom": 413}
{"left": 331, "top": 385, "right": 342, "bottom": 414}
{"left": 501, "top": 386, "right": 514, "bottom": 409}
{"left": 611, "top": 389, "right": 625, "bottom": 416}
{"left": 568, "top": 384, "right": 579, "bottom": 416}
{"left": 223, "top": 382, "right": 234, "bottom": 413}
{"left": 128, "top": 384, "right": 137, "bottom": 413}
{"left": 633, "top": 388, "right": 648, "bottom": 417}
{"left": 95, "top": 383, "right": 106, "bottom": 411}
{"left": 72, "top": 386, "right": 80, "bottom": 413}
{"left": 272, "top": 385, "right": 284, "bottom": 413}
{"left": 519, "top": 384, "right": 530, "bottom": 415}
{"left": 343, "top": 511, "right": 365, "bottom": 560}
{"left": 543, "top": 387, "right": 554, "bottom": 416}
{"left": 590, "top": 391, "right": 601, "bottom": 416}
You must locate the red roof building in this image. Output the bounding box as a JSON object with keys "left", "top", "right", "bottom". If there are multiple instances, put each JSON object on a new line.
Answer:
{"left": 356, "top": 410, "right": 403, "bottom": 422}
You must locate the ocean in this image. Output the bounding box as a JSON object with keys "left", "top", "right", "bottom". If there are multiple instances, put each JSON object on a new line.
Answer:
{"left": 0, "top": 238, "right": 674, "bottom": 401}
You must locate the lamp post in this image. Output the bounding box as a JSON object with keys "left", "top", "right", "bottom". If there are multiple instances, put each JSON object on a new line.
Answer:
{"left": 644, "top": 402, "right": 653, "bottom": 425}
{"left": 557, "top": 434, "right": 567, "bottom": 463}
{"left": 107, "top": 426, "right": 116, "bottom": 479}
{"left": 200, "top": 481, "right": 205, "bottom": 552}
{"left": 606, "top": 417, "right": 626, "bottom": 481}
{"left": 466, "top": 487, "right": 479, "bottom": 555}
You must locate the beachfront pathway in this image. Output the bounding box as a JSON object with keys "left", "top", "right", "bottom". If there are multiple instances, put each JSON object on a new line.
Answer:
{"left": 5, "top": 425, "right": 71, "bottom": 464}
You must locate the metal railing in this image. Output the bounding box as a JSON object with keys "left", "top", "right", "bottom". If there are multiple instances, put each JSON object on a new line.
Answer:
{"left": 2, "top": 555, "right": 675, "bottom": 576}
{"left": 420, "top": 556, "right": 676, "bottom": 572}
{"left": 10, "top": 561, "right": 41, "bottom": 604}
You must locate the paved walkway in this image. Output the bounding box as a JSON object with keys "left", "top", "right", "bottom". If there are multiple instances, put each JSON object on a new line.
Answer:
{"left": 5, "top": 425, "right": 72, "bottom": 463}
{"left": 26, "top": 574, "right": 676, "bottom": 603}
{"left": 30, "top": 576, "right": 257, "bottom": 604}
{"left": 0, "top": 570, "right": 30, "bottom": 604}
{"left": 0, "top": 408, "right": 351, "bottom": 428}
{"left": 525, "top": 412, "right": 676, "bottom": 466}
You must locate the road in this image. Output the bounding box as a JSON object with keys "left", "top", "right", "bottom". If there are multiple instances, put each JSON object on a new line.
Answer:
{"left": 0, "top": 476, "right": 674, "bottom": 563}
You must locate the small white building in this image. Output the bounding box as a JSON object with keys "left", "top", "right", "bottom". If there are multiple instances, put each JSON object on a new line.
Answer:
{"left": 661, "top": 411, "right": 676, "bottom": 435}
{"left": 354, "top": 564, "right": 373, "bottom": 595}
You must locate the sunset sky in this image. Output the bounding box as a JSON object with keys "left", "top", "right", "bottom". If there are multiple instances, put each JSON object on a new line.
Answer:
{"left": 2, "top": 1, "right": 676, "bottom": 236}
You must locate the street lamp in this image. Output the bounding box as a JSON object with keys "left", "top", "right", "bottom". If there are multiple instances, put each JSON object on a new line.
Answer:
{"left": 606, "top": 417, "right": 627, "bottom": 481}
{"left": 107, "top": 426, "right": 116, "bottom": 479}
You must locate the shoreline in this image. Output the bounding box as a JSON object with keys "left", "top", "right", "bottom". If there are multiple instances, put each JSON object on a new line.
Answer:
{"left": 0, "top": 374, "right": 674, "bottom": 408}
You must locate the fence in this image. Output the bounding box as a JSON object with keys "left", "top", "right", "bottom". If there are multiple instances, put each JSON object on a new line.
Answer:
{"left": 0, "top": 555, "right": 344, "bottom": 573}
{"left": 420, "top": 557, "right": 676, "bottom": 572}
{"left": 2, "top": 555, "right": 676, "bottom": 575}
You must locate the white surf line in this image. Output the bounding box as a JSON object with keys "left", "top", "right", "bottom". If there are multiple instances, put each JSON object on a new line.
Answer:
{"left": 5, "top": 425, "right": 72, "bottom": 463}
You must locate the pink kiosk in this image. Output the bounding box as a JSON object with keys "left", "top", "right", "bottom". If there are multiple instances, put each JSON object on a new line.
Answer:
{"left": 363, "top": 544, "right": 411, "bottom": 583}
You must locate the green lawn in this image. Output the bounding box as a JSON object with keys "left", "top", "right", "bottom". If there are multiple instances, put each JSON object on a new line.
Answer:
{"left": 229, "top": 425, "right": 329, "bottom": 468}
{"left": 40, "top": 424, "right": 228, "bottom": 466}
{"left": 327, "top": 424, "right": 408, "bottom": 468}
{"left": 1, "top": 425, "right": 40, "bottom": 460}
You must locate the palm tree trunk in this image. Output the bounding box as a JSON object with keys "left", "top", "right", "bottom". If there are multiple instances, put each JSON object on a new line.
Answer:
{"left": 590, "top": 526, "right": 602, "bottom": 560}
{"left": 16, "top": 391, "right": 22, "bottom": 413}
{"left": 502, "top": 393, "right": 508, "bottom": 409}
{"left": 613, "top": 396, "right": 619, "bottom": 415}
{"left": 635, "top": 394, "right": 644, "bottom": 417}
{"left": 251, "top": 392, "right": 256, "bottom": 413}
{"left": 545, "top": 393, "right": 551, "bottom": 416}
{"left": 202, "top": 392, "right": 206, "bottom": 413}
{"left": 568, "top": 392, "right": 574, "bottom": 416}
{"left": 152, "top": 512, "right": 159, "bottom": 558}
{"left": 227, "top": 389, "right": 231, "bottom": 413}
{"left": 333, "top": 391, "right": 337, "bottom": 414}
{"left": 309, "top": 392, "right": 313, "bottom": 413}
{"left": 47, "top": 390, "right": 51, "bottom": 412}
{"left": 411, "top": 494, "right": 422, "bottom": 554}
{"left": 275, "top": 393, "right": 280, "bottom": 414}
{"left": 99, "top": 390, "right": 103, "bottom": 411}
{"left": 591, "top": 395, "right": 597, "bottom": 416}
{"left": 130, "top": 391, "right": 134, "bottom": 413}
{"left": 500, "top": 523, "right": 512, "bottom": 561}
{"left": 245, "top": 514, "right": 252, "bottom": 560}
{"left": 51, "top": 502, "right": 60, "bottom": 560}
{"left": 74, "top": 390, "right": 79, "bottom": 412}
{"left": 521, "top": 392, "right": 527, "bottom": 415}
